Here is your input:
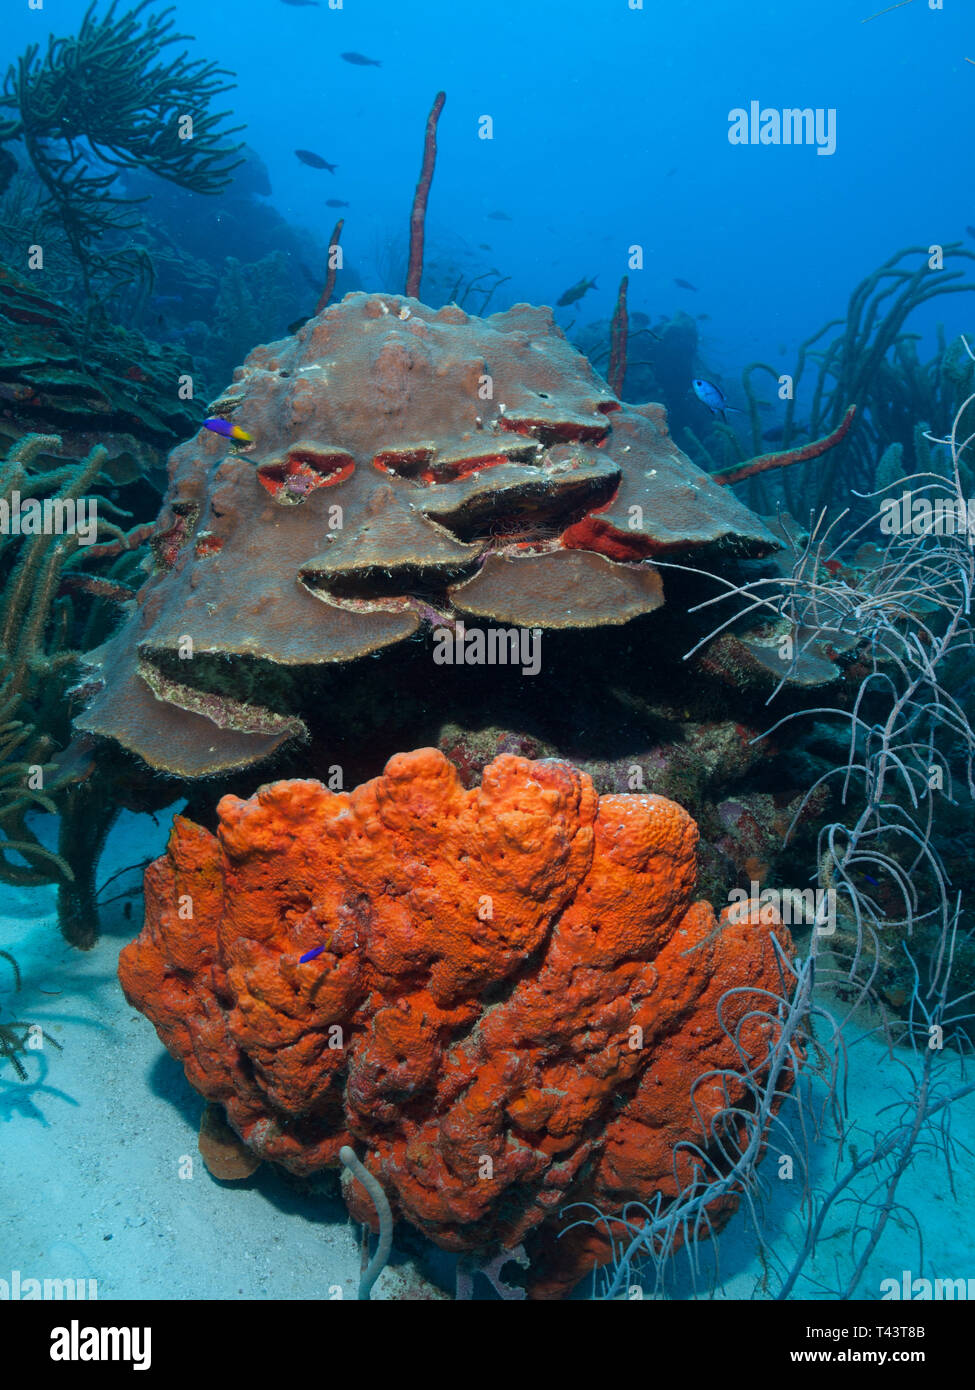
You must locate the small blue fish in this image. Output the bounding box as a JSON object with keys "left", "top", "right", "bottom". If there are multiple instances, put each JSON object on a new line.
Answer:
{"left": 692, "top": 378, "right": 743, "bottom": 422}
{"left": 204, "top": 417, "right": 253, "bottom": 443}
{"left": 299, "top": 944, "right": 328, "bottom": 963}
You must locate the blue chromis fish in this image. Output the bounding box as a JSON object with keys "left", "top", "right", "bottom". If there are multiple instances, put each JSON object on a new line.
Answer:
{"left": 204, "top": 418, "right": 253, "bottom": 443}
{"left": 299, "top": 944, "right": 328, "bottom": 963}
{"left": 692, "top": 379, "right": 742, "bottom": 422}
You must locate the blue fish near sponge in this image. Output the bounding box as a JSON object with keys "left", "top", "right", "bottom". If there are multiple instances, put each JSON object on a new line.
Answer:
{"left": 692, "top": 378, "right": 743, "bottom": 422}
{"left": 299, "top": 944, "right": 328, "bottom": 963}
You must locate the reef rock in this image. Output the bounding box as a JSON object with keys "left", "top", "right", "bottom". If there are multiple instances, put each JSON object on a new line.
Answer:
{"left": 0, "top": 259, "right": 198, "bottom": 482}
{"left": 119, "top": 747, "right": 795, "bottom": 1296}
{"left": 77, "top": 292, "right": 776, "bottom": 777}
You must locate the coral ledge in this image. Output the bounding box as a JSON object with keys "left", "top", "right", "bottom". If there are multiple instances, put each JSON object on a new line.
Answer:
{"left": 77, "top": 291, "right": 776, "bottom": 778}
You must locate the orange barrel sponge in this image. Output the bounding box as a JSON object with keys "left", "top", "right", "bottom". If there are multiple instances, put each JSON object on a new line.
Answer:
{"left": 119, "top": 748, "right": 796, "bottom": 1295}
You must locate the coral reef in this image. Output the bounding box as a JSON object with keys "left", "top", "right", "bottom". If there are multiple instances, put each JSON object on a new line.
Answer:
{"left": 118, "top": 747, "right": 796, "bottom": 1297}
{"left": 0, "top": 430, "right": 155, "bottom": 943}
{"left": 736, "top": 245, "right": 975, "bottom": 514}
{"left": 75, "top": 290, "right": 778, "bottom": 778}
{"left": 0, "top": 0, "right": 242, "bottom": 305}
{"left": 209, "top": 252, "right": 310, "bottom": 388}
{"left": 112, "top": 157, "right": 356, "bottom": 364}
{"left": 434, "top": 718, "right": 827, "bottom": 907}
{"left": 0, "top": 433, "right": 107, "bottom": 892}
{"left": 576, "top": 307, "right": 701, "bottom": 440}
{"left": 593, "top": 390, "right": 975, "bottom": 1300}
{"left": 0, "top": 258, "right": 200, "bottom": 483}
{"left": 683, "top": 379, "right": 975, "bottom": 1024}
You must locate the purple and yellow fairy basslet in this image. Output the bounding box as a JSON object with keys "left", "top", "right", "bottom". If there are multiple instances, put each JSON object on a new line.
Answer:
{"left": 203, "top": 417, "right": 253, "bottom": 443}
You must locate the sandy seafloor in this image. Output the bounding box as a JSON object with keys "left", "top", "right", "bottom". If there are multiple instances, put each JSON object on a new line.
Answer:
{"left": 3, "top": 806, "right": 974, "bottom": 1303}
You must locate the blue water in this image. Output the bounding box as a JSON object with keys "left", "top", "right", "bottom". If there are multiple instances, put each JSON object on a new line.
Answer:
{"left": 6, "top": 0, "right": 971, "bottom": 363}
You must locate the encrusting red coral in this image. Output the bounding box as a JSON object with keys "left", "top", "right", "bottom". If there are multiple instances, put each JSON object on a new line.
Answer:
{"left": 119, "top": 748, "right": 795, "bottom": 1296}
